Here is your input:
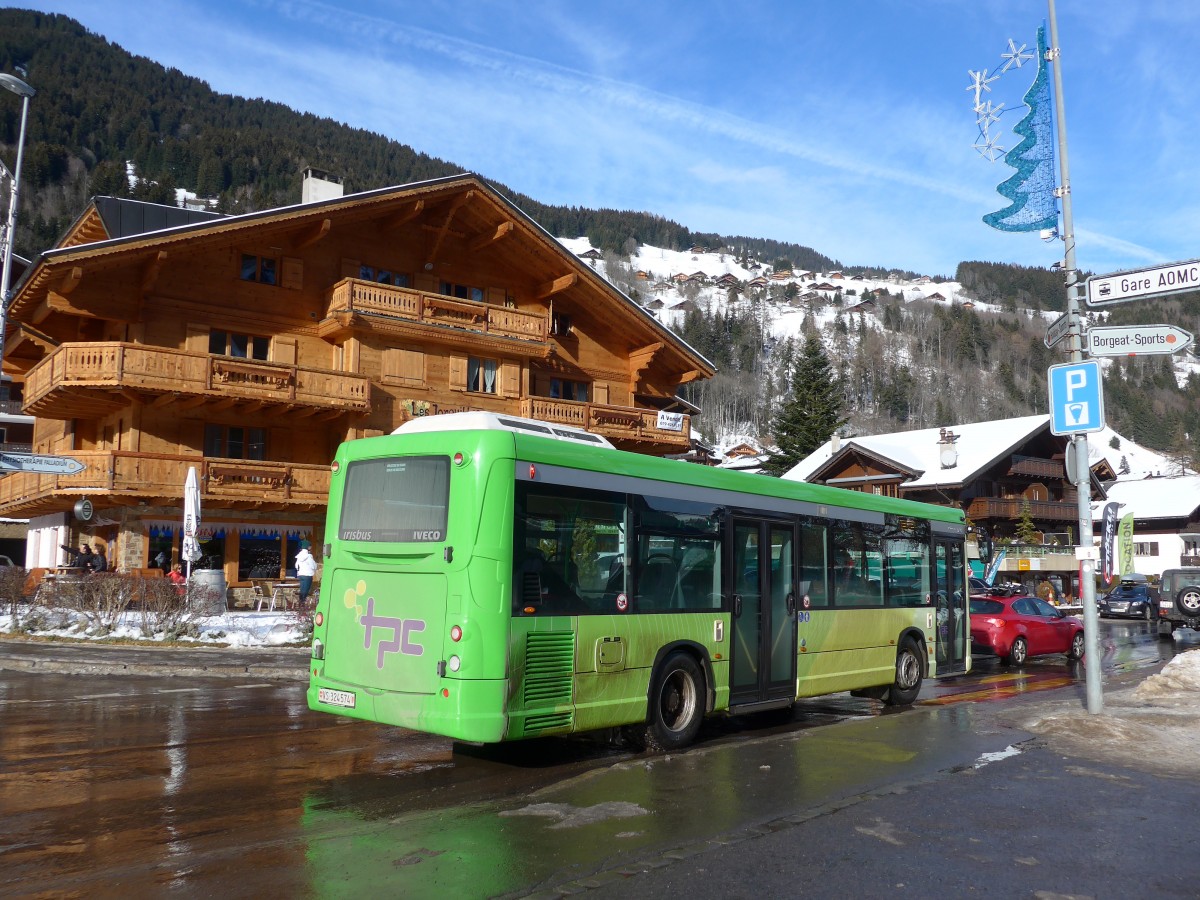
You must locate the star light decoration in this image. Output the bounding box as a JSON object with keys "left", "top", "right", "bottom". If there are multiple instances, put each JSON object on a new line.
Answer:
{"left": 969, "top": 38, "right": 1036, "bottom": 161}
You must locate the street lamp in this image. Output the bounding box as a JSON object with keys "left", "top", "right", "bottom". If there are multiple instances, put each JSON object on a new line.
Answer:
{"left": 0, "top": 71, "right": 35, "bottom": 373}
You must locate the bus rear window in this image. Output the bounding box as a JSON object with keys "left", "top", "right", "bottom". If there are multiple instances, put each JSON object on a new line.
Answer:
{"left": 339, "top": 456, "right": 449, "bottom": 542}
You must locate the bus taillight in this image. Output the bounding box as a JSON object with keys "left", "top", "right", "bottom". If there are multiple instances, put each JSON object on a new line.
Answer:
{"left": 314, "top": 612, "right": 324, "bottom": 627}
{"left": 450, "top": 625, "right": 462, "bottom": 642}
{"left": 453, "top": 452, "right": 465, "bottom": 466}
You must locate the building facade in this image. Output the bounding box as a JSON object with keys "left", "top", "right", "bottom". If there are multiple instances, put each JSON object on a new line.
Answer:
{"left": 0, "top": 174, "right": 714, "bottom": 588}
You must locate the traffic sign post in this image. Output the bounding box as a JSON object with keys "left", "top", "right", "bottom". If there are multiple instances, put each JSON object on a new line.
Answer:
{"left": 1085, "top": 258, "right": 1200, "bottom": 307}
{"left": 1044, "top": 312, "right": 1071, "bottom": 350}
{"left": 0, "top": 452, "right": 85, "bottom": 475}
{"left": 1048, "top": 359, "right": 1105, "bottom": 436}
{"left": 1086, "top": 323, "right": 1193, "bottom": 357}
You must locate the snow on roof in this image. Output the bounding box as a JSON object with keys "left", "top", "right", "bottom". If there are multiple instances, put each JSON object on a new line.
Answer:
{"left": 1092, "top": 474, "right": 1200, "bottom": 521}
{"left": 783, "top": 414, "right": 1052, "bottom": 488}
{"left": 1086, "top": 425, "right": 1175, "bottom": 479}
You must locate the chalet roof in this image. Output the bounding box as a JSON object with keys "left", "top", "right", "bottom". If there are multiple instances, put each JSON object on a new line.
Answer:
{"left": 9, "top": 173, "right": 716, "bottom": 380}
{"left": 784, "top": 414, "right": 1055, "bottom": 489}
{"left": 1094, "top": 474, "right": 1200, "bottom": 523}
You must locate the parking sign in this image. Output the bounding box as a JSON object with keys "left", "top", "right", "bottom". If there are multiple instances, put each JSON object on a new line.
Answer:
{"left": 1048, "top": 360, "right": 1105, "bottom": 435}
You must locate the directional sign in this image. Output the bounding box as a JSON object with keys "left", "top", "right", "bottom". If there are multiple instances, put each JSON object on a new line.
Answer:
{"left": 1044, "top": 312, "right": 1072, "bottom": 350}
{"left": 0, "top": 452, "right": 86, "bottom": 475}
{"left": 1085, "top": 258, "right": 1200, "bottom": 307}
{"left": 1087, "top": 324, "right": 1194, "bottom": 357}
{"left": 1048, "top": 360, "right": 1105, "bottom": 436}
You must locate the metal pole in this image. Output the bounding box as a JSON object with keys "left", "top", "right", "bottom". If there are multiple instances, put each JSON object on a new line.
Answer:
{"left": 0, "top": 72, "right": 35, "bottom": 376}
{"left": 1047, "top": 0, "right": 1102, "bottom": 713}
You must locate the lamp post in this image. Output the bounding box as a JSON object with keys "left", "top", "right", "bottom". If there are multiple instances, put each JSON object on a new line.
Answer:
{"left": 0, "top": 71, "right": 35, "bottom": 373}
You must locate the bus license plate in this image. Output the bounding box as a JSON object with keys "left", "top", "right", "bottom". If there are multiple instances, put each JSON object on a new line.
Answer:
{"left": 319, "top": 688, "right": 356, "bottom": 709}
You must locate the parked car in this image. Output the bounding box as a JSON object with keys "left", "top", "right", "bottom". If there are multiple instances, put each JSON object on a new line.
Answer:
{"left": 1155, "top": 567, "right": 1200, "bottom": 638}
{"left": 1098, "top": 575, "right": 1159, "bottom": 621}
{"left": 969, "top": 593, "right": 1085, "bottom": 665}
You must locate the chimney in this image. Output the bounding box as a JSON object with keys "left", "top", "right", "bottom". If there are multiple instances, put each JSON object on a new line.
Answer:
{"left": 302, "top": 167, "right": 344, "bottom": 203}
{"left": 831, "top": 433, "right": 841, "bottom": 453}
{"left": 938, "top": 428, "right": 958, "bottom": 469}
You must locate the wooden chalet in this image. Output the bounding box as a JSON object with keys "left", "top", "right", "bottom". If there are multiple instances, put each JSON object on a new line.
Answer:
{"left": 1, "top": 173, "right": 714, "bottom": 587}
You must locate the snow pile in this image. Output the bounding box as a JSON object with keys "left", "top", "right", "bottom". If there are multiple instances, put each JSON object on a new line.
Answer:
{"left": 0, "top": 608, "right": 308, "bottom": 648}
{"left": 1020, "top": 649, "right": 1200, "bottom": 777}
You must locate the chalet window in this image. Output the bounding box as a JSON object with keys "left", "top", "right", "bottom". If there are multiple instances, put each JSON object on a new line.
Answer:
{"left": 550, "top": 312, "right": 573, "bottom": 336}
{"left": 550, "top": 378, "right": 588, "bottom": 402}
{"left": 241, "top": 254, "right": 277, "bottom": 285}
{"left": 360, "top": 264, "right": 410, "bottom": 287}
{"left": 209, "top": 330, "right": 269, "bottom": 360}
{"left": 440, "top": 280, "right": 485, "bottom": 303}
{"left": 467, "top": 356, "right": 498, "bottom": 394}
{"left": 205, "top": 424, "right": 266, "bottom": 460}
{"left": 1134, "top": 542, "right": 1159, "bottom": 556}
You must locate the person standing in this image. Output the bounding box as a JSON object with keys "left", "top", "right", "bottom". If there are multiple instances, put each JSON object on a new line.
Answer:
{"left": 89, "top": 543, "right": 107, "bottom": 573}
{"left": 295, "top": 540, "right": 318, "bottom": 606}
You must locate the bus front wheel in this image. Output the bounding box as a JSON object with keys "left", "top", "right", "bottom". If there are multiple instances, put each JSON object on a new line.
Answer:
{"left": 630, "top": 652, "right": 705, "bottom": 752}
{"left": 883, "top": 639, "right": 924, "bottom": 706}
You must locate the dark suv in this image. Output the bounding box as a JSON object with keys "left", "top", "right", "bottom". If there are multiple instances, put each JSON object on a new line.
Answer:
{"left": 1098, "top": 576, "right": 1159, "bottom": 620}
{"left": 1155, "top": 567, "right": 1200, "bottom": 638}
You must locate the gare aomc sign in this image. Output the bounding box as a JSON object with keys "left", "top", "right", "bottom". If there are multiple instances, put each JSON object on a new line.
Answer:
{"left": 1085, "top": 258, "right": 1200, "bottom": 307}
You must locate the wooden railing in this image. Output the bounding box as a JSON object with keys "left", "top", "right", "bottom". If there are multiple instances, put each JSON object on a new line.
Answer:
{"left": 519, "top": 398, "right": 690, "bottom": 449}
{"left": 965, "top": 497, "right": 1079, "bottom": 523}
{"left": 326, "top": 279, "right": 548, "bottom": 343}
{"left": 1006, "top": 455, "right": 1064, "bottom": 479}
{"left": 0, "top": 451, "right": 330, "bottom": 515}
{"left": 23, "top": 343, "right": 370, "bottom": 414}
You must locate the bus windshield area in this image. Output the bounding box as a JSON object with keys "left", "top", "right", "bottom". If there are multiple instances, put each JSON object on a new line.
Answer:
{"left": 338, "top": 456, "right": 450, "bottom": 542}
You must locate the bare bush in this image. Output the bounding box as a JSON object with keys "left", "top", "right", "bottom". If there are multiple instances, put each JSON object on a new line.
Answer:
{"left": 73, "top": 574, "right": 134, "bottom": 635}
{"left": 1, "top": 566, "right": 30, "bottom": 627}
{"left": 138, "top": 577, "right": 191, "bottom": 638}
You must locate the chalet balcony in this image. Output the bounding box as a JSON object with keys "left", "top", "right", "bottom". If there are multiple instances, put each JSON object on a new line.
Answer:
{"left": 22, "top": 343, "right": 371, "bottom": 419}
{"left": 965, "top": 497, "right": 1079, "bottom": 523}
{"left": 519, "top": 398, "right": 690, "bottom": 454}
{"left": 1006, "top": 455, "right": 1065, "bottom": 480}
{"left": 0, "top": 451, "right": 331, "bottom": 518}
{"left": 323, "top": 279, "right": 549, "bottom": 348}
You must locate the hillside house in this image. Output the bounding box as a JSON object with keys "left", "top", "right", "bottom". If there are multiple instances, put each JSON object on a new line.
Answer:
{"left": 2, "top": 173, "right": 714, "bottom": 587}
{"left": 577, "top": 248, "right": 602, "bottom": 260}
{"left": 1094, "top": 474, "right": 1200, "bottom": 573}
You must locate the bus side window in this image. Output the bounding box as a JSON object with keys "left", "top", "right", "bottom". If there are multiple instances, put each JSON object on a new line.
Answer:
{"left": 800, "top": 522, "right": 828, "bottom": 608}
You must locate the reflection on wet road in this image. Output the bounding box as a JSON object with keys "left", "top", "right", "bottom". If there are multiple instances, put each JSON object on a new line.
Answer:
{"left": 0, "top": 620, "right": 1194, "bottom": 896}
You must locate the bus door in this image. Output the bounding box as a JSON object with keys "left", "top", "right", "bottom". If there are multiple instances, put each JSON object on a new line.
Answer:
{"left": 933, "top": 540, "right": 969, "bottom": 674}
{"left": 729, "top": 518, "right": 798, "bottom": 708}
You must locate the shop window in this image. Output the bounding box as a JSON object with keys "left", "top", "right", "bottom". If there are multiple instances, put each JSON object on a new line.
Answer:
{"left": 205, "top": 424, "right": 266, "bottom": 460}
{"left": 209, "top": 330, "right": 269, "bottom": 360}
{"left": 240, "top": 254, "right": 277, "bottom": 285}
{"left": 239, "top": 533, "right": 282, "bottom": 580}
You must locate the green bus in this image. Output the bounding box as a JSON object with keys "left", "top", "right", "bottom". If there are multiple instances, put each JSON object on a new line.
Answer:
{"left": 307, "top": 413, "right": 970, "bottom": 750}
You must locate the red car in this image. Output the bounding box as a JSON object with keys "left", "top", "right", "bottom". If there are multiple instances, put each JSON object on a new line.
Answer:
{"left": 969, "top": 594, "right": 1085, "bottom": 665}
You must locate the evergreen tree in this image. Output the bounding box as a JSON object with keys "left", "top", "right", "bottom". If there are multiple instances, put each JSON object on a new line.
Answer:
{"left": 761, "top": 335, "right": 846, "bottom": 477}
{"left": 1015, "top": 500, "right": 1039, "bottom": 544}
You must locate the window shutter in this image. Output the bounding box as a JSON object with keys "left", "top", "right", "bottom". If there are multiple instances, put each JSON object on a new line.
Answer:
{"left": 273, "top": 338, "right": 298, "bottom": 365}
{"left": 487, "top": 287, "right": 507, "bottom": 306}
{"left": 448, "top": 355, "right": 467, "bottom": 391}
{"left": 500, "top": 361, "right": 520, "bottom": 398}
{"left": 414, "top": 272, "right": 438, "bottom": 292}
{"left": 593, "top": 382, "right": 609, "bottom": 404}
{"left": 341, "top": 258, "right": 360, "bottom": 279}
{"left": 185, "top": 323, "right": 208, "bottom": 353}
{"left": 281, "top": 257, "right": 303, "bottom": 290}
{"left": 381, "top": 348, "right": 425, "bottom": 385}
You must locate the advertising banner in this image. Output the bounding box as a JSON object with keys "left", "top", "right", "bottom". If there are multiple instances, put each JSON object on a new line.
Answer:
{"left": 1118, "top": 513, "right": 1135, "bottom": 578}
{"left": 1099, "top": 502, "right": 1120, "bottom": 583}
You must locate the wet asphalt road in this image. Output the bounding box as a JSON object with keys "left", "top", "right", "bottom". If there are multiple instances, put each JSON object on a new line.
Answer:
{"left": 0, "top": 619, "right": 1195, "bottom": 897}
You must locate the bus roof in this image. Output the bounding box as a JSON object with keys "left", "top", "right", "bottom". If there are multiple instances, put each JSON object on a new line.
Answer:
{"left": 393, "top": 411, "right": 615, "bottom": 448}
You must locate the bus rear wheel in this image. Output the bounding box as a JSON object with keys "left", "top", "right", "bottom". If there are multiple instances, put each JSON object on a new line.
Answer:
{"left": 883, "top": 639, "right": 924, "bottom": 706}
{"left": 630, "top": 652, "right": 705, "bottom": 752}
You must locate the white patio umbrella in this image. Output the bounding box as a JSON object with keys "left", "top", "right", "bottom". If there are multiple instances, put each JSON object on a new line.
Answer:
{"left": 182, "top": 466, "right": 202, "bottom": 586}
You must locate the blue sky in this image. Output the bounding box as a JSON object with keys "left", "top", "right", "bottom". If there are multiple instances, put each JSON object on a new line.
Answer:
{"left": 17, "top": 0, "right": 1200, "bottom": 277}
